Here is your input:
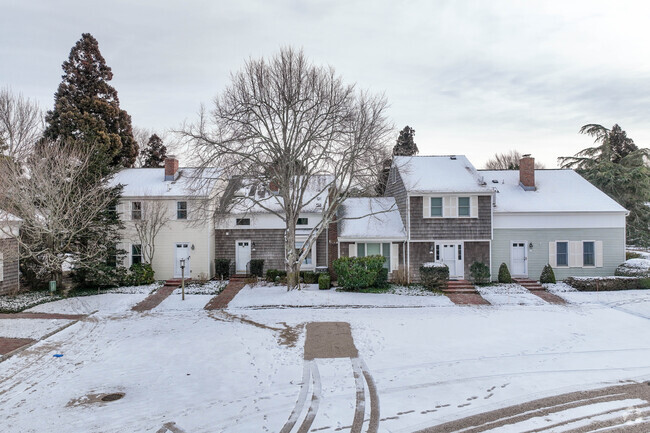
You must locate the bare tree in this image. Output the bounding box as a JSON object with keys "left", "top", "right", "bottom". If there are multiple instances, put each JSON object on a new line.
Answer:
{"left": 131, "top": 200, "right": 169, "bottom": 264}
{"left": 180, "top": 48, "right": 392, "bottom": 289}
{"left": 0, "top": 142, "right": 120, "bottom": 289}
{"left": 484, "top": 150, "right": 545, "bottom": 170}
{"left": 0, "top": 88, "right": 43, "bottom": 161}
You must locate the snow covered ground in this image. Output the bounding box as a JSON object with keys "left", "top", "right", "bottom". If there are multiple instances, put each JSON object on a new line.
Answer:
{"left": 228, "top": 283, "right": 454, "bottom": 308}
{"left": 0, "top": 287, "right": 649, "bottom": 432}
{"left": 476, "top": 284, "right": 548, "bottom": 306}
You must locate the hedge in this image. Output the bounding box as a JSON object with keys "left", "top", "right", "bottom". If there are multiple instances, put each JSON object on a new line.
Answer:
{"left": 564, "top": 276, "right": 650, "bottom": 291}
{"left": 249, "top": 259, "right": 264, "bottom": 277}
{"left": 215, "top": 259, "right": 230, "bottom": 280}
{"left": 303, "top": 271, "right": 318, "bottom": 284}
{"left": 419, "top": 263, "right": 449, "bottom": 290}
{"left": 540, "top": 264, "right": 556, "bottom": 284}
{"left": 266, "top": 269, "right": 287, "bottom": 283}
{"left": 498, "top": 263, "right": 512, "bottom": 283}
{"left": 469, "top": 261, "right": 490, "bottom": 285}
{"left": 318, "top": 274, "right": 331, "bottom": 290}
{"left": 333, "top": 255, "right": 385, "bottom": 290}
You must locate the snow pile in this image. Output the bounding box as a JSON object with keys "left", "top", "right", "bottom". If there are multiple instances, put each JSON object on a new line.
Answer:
{"left": 545, "top": 282, "right": 578, "bottom": 293}
{"left": 172, "top": 280, "right": 227, "bottom": 295}
{"left": 615, "top": 258, "right": 650, "bottom": 277}
{"left": 228, "top": 283, "right": 454, "bottom": 308}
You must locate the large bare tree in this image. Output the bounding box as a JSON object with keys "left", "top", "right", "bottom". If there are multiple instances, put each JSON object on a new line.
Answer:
{"left": 484, "top": 150, "right": 545, "bottom": 170}
{"left": 0, "top": 142, "right": 120, "bottom": 289}
{"left": 0, "top": 88, "right": 43, "bottom": 161}
{"left": 180, "top": 48, "right": 392, "bottom": 289}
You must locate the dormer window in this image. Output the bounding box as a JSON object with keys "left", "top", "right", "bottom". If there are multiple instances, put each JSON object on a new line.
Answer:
{"left": 236, "top": 218, "right": 251, "bottom": 226}
{"left": 297, "top": 218, "right": 308, "bottom": 225}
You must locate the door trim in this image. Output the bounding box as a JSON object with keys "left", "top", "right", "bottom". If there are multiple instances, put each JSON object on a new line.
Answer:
{"left": 235, "top": 239, "right": 251, "bottom": 274}
{"left": 510, "top": 240, "right": 528, "bottom": 277}
{"left": 437, "top": 241, "right": 464, "bottom": 279}
{"left": 174, "top": 242, "right": 191, "bottom": 278}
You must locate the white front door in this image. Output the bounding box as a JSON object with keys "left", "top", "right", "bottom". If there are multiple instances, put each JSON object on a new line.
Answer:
{"left": 441, "top": 243, "right": 463, "bottom": 278}
{"left": 174, "top": 243, "right": 191, "bottom": 278}
{"left": 511, "top": 242, "right": 527, "bottom": 276}
{"left": 235, "top": 240, "right": 251, "bottom": 274}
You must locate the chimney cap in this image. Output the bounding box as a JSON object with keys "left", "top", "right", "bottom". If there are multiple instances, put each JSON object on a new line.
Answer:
{"left": 522, "top": 153, "right": 531, "bottom": 158}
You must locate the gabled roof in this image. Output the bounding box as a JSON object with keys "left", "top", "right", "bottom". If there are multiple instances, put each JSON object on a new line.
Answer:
{"left": 338, "top": 197, "right": 406, "bottom": 240}
{"left": 393, "top": 155, "right": 493, "bottom": 194}
{"left": 481, "top": 169, "right": 627, "bottom": 213}
{"left": 110, "top": 167, "right": 221, "bottom": 198}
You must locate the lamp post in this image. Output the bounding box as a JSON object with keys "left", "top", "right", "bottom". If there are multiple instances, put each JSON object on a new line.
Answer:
{"left": 180, "top": 258, "right": 186, "bottom": 301}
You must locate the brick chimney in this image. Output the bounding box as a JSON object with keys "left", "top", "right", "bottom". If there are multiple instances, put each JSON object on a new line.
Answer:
{"left": 519, "top": 154, "right": 536, "bottom": 191}
{"left": 269, "top": 180, "right": 279, "bottom": 193}
{"left": 164, "top": 156, "right": 179, "bottom": 181}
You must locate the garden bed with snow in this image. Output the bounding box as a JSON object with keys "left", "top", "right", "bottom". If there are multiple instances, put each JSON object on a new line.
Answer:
{"left": 475, "top": 284, "right": 547, "bottom": 306}
{"left": 172, "top": 280, "right": 227, "bottom": 295}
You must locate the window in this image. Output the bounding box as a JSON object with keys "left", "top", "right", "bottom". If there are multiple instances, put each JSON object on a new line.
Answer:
{"left": 556, "top": 241, "right": 568, "bottom": 266}
{"left": 297, "top": 218, "right": 308, "bottom": 225}
{"left": 356, "top": 242, "right": 391, "bottom": 269}
{"left": 458, "top": 244, "right": 462, "bottom": 260}
{"left": 583, "top": 241, "right": 595, "bottom": 266}
{"left": 435, "top": 245, "right": 440, "bottom": 261}
{"left": 236, "top": 218, "right": 250, "bottom": 226}
{"left": 131, "top": 244, "right": 142, "bottom": 265}
{"left": 131, "top": 202, "right": 142, "bottom": 220}
{"left": 295, "top": 240, "right": 313, "bottom": 265}
{"left": 177, "top": 201, "right": 187, "bottom": 220}
{"left": 430, "top": 197, "right": 443, "bottom": 217}
{"left": 458, "top": 197, "right": 470, "bottom": 217}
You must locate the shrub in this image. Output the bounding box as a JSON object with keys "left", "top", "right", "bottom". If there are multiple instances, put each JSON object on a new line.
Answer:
{"left": 72, "top": 264, "right": 125, "bottom": 289}
{"left": 249, "top": 259, "right": 264, "bottom": 277}
{"left": 469, "top": 261, "right": 490, "bottom": 285}
{"left": 318, "top": 273, "right": 331, "bottom": 290}
{"left": 498, "top": 262, "right": 512, "bottom": 283}
{"left": 303, "top": 271, "right": 318, "bottom": 284}
{"left": 266, "top": 269, "right": 287, "bottom": 283}
{"left": 419, "top": 263, "right": 449, "bottom": 290}
{"left": 615, "top": 259, "right": 650, "bottom": 277}
{"left": 540, "top": 264, "right": 556, "bottom": 284}
{"left": 565, "top": 276, "right": 650, "bottom": 291}
{"left": 129, "top": 263, "right": 155, "bottom": 285}
{"left": 375, "top": 267, "right": 389, "bottom": 289}
{"left": 214, "top": 259, "right": 230, "bottom": 280}
{"left": 626, "top": 251, "right": 643, "bottom": 260}
{"left": 333, "top": 255, "right": 385, "bottom": 290}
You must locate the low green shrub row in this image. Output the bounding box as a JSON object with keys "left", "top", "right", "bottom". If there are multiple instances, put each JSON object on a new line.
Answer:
{"left": 72, "top": 263, "right": 155, "bottom": 288}
{"left": 333, "top": 255, "right": 386, "bottom": 290}
{"left": 419, "top": 263, "right": 448, "bottom": 290}
{"left": 564, "top": 276, "right": 650, "bottom": 291}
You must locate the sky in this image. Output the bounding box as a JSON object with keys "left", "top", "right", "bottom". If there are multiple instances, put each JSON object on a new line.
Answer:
{"left": 2, "top": 0, "right": 650, "bottom": 168}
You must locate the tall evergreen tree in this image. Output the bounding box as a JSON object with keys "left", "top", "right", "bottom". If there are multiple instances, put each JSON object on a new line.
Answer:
{"left": 392, "top": 125, "right": 419, "bottom": 156}
{"left": 44, "top": 33, "right": 138, "bottom": 173}
{"left": 140, "top": 134, "right": 167, "bottom": 168}
{"left": 559, "top": 124, "right": 650, "bottom": 246}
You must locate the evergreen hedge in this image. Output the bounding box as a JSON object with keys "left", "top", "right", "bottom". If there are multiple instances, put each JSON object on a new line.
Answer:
{"left": 540, "top": 264, "right": 556, "bottom": 284}
{"left": 214, "top": 259, "right": 230, "bottom": 280}
{"left": 333, "top": 255, "right": 385, "bottom": 290}
{"left": 249, "top": 259, "right": 264, "bottom": 277}
{"left": 470, "top": 261, "right": 490, "bottom": 285}
{"left": 498, "top": 262, "right": 512, "bottom": 283}
{"left": 419, "top": 264, "right": 449, "bottom": 289}
{"left": 318, "top": 274, "right": 331, "bottom": 290}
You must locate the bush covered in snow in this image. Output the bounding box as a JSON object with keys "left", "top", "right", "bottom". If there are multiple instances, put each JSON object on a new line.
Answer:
{"left": 419, "top": 263, "right": 449, "bottom": 290}
{"left": 615, "top": 259, "right": 650, "bottom": 277}
{"left": 564, "top": 276, "right": 650, "bottom": 291}
{"left": 540, "top": 264, "right": 556, "bottom": 284}
{"left": 498, "top": 263, "right": 512, "bottom": 283}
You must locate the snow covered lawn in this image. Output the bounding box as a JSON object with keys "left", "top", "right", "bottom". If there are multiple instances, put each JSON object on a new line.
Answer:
{"left": 26, "top": 294, "right": 148, "bottom": 315}
{"left": 0, "top": 290, "right": 649, "bottom": 432}
{"left": 0, "top": 318, "right": 71, "bottom": 340}
{"left": 228, "top": 283, "right": 454, "bottom": 308}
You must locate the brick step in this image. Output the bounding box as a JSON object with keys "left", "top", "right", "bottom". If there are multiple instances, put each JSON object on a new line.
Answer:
{"left": 512, "top": 278, "right": 545, "bottom": 291}
{"left": 164, "top": 279, "right": 192, "bottom": 287}
{"left": 443, "top": 287, "right": 478, "bottom": 293}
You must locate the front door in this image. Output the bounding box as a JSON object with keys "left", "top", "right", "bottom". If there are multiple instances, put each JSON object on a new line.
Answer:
{"left": 511, "top": 241, "right": 527, "bottom": 276}
{"left": 235, "top": 240, "right": 251, "bottom": 274}
{"left": 174, "top": 243, "right": 191, "bottom": 278}
{"left": 441, "top": 243, "right": 463, "bottom": 278}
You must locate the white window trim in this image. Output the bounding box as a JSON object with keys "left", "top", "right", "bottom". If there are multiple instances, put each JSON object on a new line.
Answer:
{"left": 176, "top": 201, "right": 188, "bottom": 220}
{"left": 422, "top": 195, "right": 479, "bottom": 219}
{"left": 131, "top": 201, "right": 142, "bottom": 220}
{"left": 295, "top": 237, "right": 317, "bottom": 270}
{"left": 550, "top": 240, "right": 603, "bottom": 269}
{"left": 555, "top": 240, "right": 570, "bottom": 268}
{"left": 352, "top": 242, "right": 396, "bottom": 273}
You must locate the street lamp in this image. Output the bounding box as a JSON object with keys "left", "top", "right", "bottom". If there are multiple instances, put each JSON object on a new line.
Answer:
{"left": 180, "top": 258, "right": 186, "bottom": 301}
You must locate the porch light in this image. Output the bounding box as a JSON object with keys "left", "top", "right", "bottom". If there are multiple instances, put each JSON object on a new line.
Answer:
{"left": 529, "top": 242, "right": 534, "bottom": 249}
{"left": 429, "top": 244, "right": 434, "bottom": 254}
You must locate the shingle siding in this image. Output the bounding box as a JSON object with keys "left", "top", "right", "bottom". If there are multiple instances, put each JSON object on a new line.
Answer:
{"left": 409, "top": 196, "right": 492, "bottom": 240}
{"left": 215, "top": 229, "right": 285, "bottom": 272}
{"left": 0, "top": 238, "right": 20, "bottom": 294}
{"left": 384, "top": 167, "right": 408, "bottom": 230}
{"left": 464, "top": 241, "right": 490, "bottom": 279}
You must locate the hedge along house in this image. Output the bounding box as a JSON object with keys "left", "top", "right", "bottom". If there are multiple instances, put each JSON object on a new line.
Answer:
{"left": 0, "top": 211, "right": 22, "bottom": 294}
{"left": 385, "top": 155, "right": 495, "bottom": 282}
{"left": 482, "top": 155, "right": 628, "bottom": 280}
{"left": 336, "top": 197, "right": 407, "bottom": 277}
{"left": 213, "top": 176, "right": 331, "bottom": 275}
{"left": 110, "top": 157, "right": 222, "bottom": 281}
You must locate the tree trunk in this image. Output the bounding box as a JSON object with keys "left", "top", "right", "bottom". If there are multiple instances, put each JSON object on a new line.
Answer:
{"left": 285, "top": 223, "right": 301, "bottom": 290}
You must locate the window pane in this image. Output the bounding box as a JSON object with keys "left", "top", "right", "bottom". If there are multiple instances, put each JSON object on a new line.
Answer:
{"left": 430, "top": 197, "right": 443, "bottom": 217}
{"left": 177, "top": 201, "right": 187, "bottom": 219}
{"left": 366, "top": 243, "right": 381, "bottom": 256}
{"left": 297, "top": 218, "right": 308, "bottom": 225}
{"left": 583, "top": 242, "right": 595, "bottom": 266}
{"left": 132, "top": 244, "right": 142, "bottom": 265}
{"left": 458, "top": 197, "right": 470, "bottom": 216}
{"left": 357, "top": 243, "right": 365, "bottom": 257}
{"left": 557, "top": 242, "right": 568, "bottom": 266}
{"left": 382, "top": 243, "right": 390, "bottom": 269}
{"left": 236, "top": 218, "right": 250, "bottom": 225}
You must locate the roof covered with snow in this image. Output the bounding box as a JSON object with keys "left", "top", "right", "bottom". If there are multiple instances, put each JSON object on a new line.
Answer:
{"left": 338, "top": 197, "right": 406, "bottom": 239}
{"left": 110, "top": 168, "right": 221, "bottom": 198}
{"left": 0, "top": 210, "right": 22, "bottom": 222}
{"left": 481, "top": 169, "right": 627, "bottom": 213}
{"left": 393, "top": 155, "right": 493, "bottom": 193}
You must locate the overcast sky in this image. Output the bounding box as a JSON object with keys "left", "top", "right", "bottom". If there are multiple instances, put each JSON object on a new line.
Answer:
{"left": 2, "top": 0, "right": 650, "bottom": 168}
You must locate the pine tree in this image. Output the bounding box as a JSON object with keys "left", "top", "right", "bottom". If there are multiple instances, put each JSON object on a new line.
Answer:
{"left": 44, "top": 33, "right": 138, "bottom": 173}
{"left": 392, "top": 125, "right": 419, "bottom": 156}
{"left": 140, "top": 134, "right": 167, "bottom": 168}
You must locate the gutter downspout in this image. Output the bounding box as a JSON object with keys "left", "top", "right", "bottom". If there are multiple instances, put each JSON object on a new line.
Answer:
{"left": 406, "top": 194, "right": 411, "bottom": 285}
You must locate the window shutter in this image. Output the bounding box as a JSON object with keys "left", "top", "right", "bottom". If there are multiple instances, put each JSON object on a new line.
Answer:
{"left": 548, "top": 242, "right": 556, "bottom": 267}
{"left": 470, "top": 196, "right": 479, "bottom": 218}
{"left": 595, "top": 241, "right": 604, "bottom": 267}
{"left": 569, "top": 241, "right": 582, "bottom": 267}
{"left": 443, "top": 196, "right": 454, "bottom": 217}
{"left": 348, "top": 244, "right": 357, "bottom": 258}
{"left": 390, "top": 243, "right": 399, "bottom": 271}
{"left": 0, "top": 252, "right": 3, "bottom": 282}
{"left": 423, "top": 196, "right": 431, "bottom": 218}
